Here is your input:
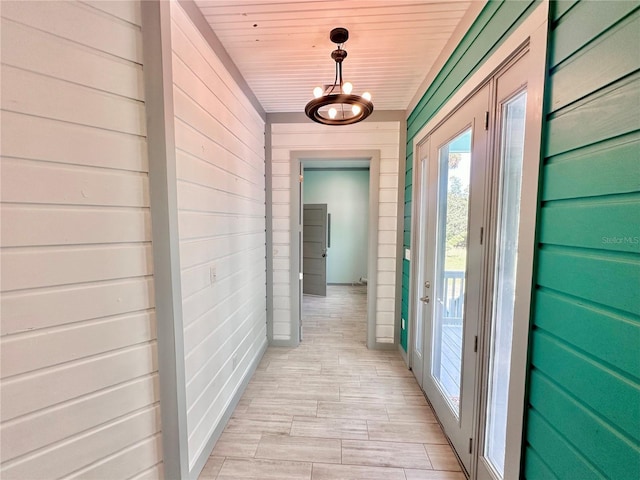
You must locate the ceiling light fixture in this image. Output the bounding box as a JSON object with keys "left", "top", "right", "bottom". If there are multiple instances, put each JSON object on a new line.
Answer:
{"left": 305, "top": 28, "right": 373, "bottom": 126}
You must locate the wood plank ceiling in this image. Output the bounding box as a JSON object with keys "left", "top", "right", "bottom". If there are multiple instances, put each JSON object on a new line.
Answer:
{"left": 193, "top": 0, "right": 474, "bottom": 113}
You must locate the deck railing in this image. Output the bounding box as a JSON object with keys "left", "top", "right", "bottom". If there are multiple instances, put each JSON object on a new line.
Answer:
{"left": 442, "top": 270, "right": 465, "bottom": 324}
{"left": 438, "top": 270, "right": 466, "bottom": 403}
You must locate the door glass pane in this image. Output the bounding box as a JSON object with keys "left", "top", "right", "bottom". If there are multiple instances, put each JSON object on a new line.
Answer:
{"left": 431, "top": 128, "right": 472, "bottom": 417}
{"left": 485, "top": 91, "right": 527, "bottom": 476}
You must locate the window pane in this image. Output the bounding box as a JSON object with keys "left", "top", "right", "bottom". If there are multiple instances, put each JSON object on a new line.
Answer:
{"left": 485, "top": 91, "right": 527, "bottom": 476}
{"left": 431, "top": 128, "right": 472, "bottom": 416}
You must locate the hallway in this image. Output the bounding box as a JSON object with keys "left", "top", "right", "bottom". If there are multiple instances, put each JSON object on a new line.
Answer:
{"left": 199, "top": 286, "right": 464, "bottom": 479}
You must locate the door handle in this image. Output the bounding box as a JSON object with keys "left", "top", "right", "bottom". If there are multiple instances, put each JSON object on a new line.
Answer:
{"left": 420, "top": 295, "right": 430, "bottom": 303}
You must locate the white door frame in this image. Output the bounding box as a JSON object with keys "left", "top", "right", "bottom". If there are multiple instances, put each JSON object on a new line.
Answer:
{"left": 408, "top": 2, "right": 548, "bottom": 478}
{"left": 289, "top": 150, "right": 380, "bottom": 348}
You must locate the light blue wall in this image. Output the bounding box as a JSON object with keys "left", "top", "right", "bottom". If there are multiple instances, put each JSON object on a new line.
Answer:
{"left": 303, "top": 169, "right": 369, "bottom": 284}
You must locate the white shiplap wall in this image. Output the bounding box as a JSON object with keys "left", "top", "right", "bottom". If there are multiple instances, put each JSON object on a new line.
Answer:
{"left": 270, "top": 122, "right": 401, "bottom": 344}
{"left": 170, "top": 3, "right": 267, "bottom": 469}
{"left": 0, "top": 1, "right": 162, "bottom": 478}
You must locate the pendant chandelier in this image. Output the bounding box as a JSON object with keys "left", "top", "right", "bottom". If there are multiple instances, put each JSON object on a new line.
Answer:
{"left": 305, "top": 28, "right": 373, "bottom": 125}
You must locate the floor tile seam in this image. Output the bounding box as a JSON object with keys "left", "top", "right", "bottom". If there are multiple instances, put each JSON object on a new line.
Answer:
{"left": 336, "top": 457, "right": 434, "bottom": 469}
{"left": 309, "top": 460, "right": 410, "bottom": 474}
{"left": 361, "top": 438, "right": 449, "bottom": 446}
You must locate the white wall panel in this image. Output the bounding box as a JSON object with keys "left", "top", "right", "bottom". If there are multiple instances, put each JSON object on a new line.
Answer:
{"left": 1, "top": 111, "right": 149, "bottom": 172}
{"left": 1, "top": 277, "right": 154, "bottom": 336}
{"left": 0, "top": 2, "right": 162, "bottom": 477}
{"left": 1, "top": 1, "right": 143, "bottom": 62}
{"left": 1, "top": 311, "right": 156, "bottom": 378}
{"left": 1, "top": 375, "right": 158, "bottom": 462}
{"left": 1, "top": 158, "right": 149, "bottom": 207}
{"left": 2, "top": 65, "right": 146, "bottom": 136}
{"left": 170, "top": 2, "right": 266, "bottom": 470}
{"left": 2, "top": 406, "right": 160, "bottom": 480}
{"left": 1, "top": 18, "right": 144, "bottom": 101}
{"left": 270, "top": 121, "right": 401, "bottom": 344}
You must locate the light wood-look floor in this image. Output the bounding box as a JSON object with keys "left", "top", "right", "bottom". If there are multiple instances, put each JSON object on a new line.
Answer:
{"left": 199, "top": 285, "right": 464, "bottom": 480}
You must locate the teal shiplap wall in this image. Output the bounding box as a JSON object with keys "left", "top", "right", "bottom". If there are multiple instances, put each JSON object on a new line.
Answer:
{"left": 401, "top": 0, "right": 537, "bottom": 351}
{"left": 524, "top": 2, "right": 640, "bottom": 478}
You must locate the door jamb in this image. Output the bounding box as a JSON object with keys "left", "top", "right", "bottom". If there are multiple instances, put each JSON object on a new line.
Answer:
{"left": 290, "top": 150, "right": 380, "bottom": 348}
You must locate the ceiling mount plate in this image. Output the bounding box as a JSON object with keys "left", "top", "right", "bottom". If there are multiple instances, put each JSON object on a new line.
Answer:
{"left": 330, "top": 27, "right": 349, "bottom": 45}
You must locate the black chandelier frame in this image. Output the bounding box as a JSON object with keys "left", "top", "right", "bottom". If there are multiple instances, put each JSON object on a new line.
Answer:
{"left": 304, "top": 28, "right": 374, "bottom": 126}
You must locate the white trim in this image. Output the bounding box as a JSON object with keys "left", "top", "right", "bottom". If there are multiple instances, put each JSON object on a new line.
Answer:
{"left": 141, "top": 1, "right": 189, "bottom": 477}
{"left": 289, "top": 150, "right": 381, "bottom": 349}
{"left": 500, "top": 6, "right": 548, "bottom": 480}
{"left": 408, "top": 2, "right": 549, "bottom": 479}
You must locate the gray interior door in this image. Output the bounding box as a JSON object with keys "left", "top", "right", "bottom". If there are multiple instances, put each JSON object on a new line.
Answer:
{"left": 303, "top": 204, "right": 327, "bottom": 296}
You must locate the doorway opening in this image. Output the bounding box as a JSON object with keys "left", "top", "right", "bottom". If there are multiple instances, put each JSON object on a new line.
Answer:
{"left": 302, "top": 165, "right": 370, "bottom": 342}
{"left": 290, "top": 151, "right": 380, "bottom": 348}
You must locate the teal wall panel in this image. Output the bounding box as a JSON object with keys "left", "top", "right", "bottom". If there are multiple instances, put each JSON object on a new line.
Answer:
{"left": 525, "top": 1, "right": 640, "bottom": 478}
{"left": 549, "top": 0, "right": 638, "bottom": 67}
{"left": 541, "top": 133, "right": 640, "bottom": 200}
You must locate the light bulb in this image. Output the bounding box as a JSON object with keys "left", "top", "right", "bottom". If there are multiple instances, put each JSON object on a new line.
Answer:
{"left": 352, "top": 105, "right": 361, "bottom": 115}
{"left": 342, "top": 82, "right": 353, "bottom": 94}
{"left": 313, "top": 86, "right": 324, "bottom": 98}
{"left": 362, "top": 92, "right": 372, "bottom": 101}
{"left": 328, "top": 108, "right": 337, "bottom": 119}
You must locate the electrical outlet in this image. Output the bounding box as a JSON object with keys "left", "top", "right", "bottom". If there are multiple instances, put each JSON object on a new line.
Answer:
{"left": 209, "top": 265, "right": 217, "bottom": 284}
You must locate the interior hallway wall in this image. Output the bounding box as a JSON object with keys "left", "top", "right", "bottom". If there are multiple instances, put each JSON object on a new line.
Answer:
{"left": 0, "top": 1, "right": 162, "bottom": 477}
{"left": 303, "top": 169, "right": 370, "bottom": 284}
{"left": 170, "top": 2, "right": 267, "bottom": 472}
{"left": 270, "top": 121, "right": 402, "bottom": 345}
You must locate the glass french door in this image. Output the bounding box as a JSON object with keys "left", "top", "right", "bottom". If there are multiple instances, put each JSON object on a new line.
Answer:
{"left": 411, "top": 20, "right": 544, "bottom": 479}
{"left": 417, "top": 84, "right": 490, "bottom": 472}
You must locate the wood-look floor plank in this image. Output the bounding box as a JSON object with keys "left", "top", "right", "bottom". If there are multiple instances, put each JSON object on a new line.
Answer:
{"left": 245, "top": 398, "right": 318, "bottom": 417}
{"left": 211, "top": 433, "right": 262, "bottom": 458}
{"left": 424, "top": 444, "right": 462, "bottom": 471}
{"left": 217, "top": 458, "right": 312, "bottom": 480}
{"left": 199, "top": 456, "right": 225, "bottom": 479}
{"left": 224, "top": 414, "right": 292, "bottom": 435}
{"left": 290, "top": 416, "right": 369, "bottom": 440}
{"left": 199, "top": 286, "right": 461, "bottom": 480}
{"left": 255, "top": 434, "right": 341, "bottom": 464}
{"left": 404, "top": 469, "right": 466, "bottom": 480}
{"left": 367, "top": 421, "right": 448, "bottom": 444}
{"left": 310, "top": 463, "right": 406, "bottom": 480}
{"left": 386, "top": 404, "right": 437, "bottom": 423}
{"left": 317, "top": 401, "right": 389, "bottom": 421}
{"left": 342, "top": 439, "right": 432, "bottom": 469}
